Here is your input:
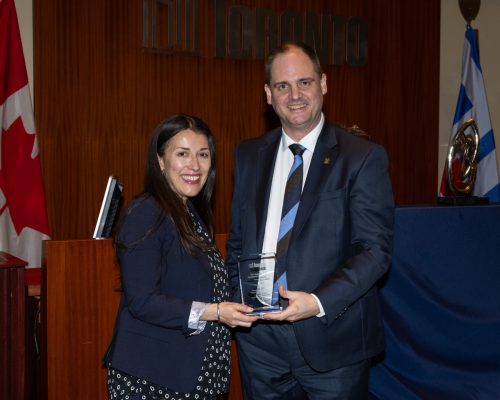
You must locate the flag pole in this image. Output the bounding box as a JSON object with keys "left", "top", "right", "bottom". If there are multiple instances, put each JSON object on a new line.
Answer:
{"left": 458, "top": 0, "right": 480, "bottom": 41}
{"left": 458, "top": 0, "right": 480, "bottom": 23}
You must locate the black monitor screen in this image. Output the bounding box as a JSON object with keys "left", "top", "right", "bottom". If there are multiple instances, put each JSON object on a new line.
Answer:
{"left": 93, "top": 176, "right": 123, "bottom": 239}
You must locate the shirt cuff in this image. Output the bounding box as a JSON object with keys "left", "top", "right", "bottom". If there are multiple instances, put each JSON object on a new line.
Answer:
{"left": 310, "top": 293, "right": 325, "bottom": 318}
{"left": 188, "top": 301, "right": 209, "bottom": 335}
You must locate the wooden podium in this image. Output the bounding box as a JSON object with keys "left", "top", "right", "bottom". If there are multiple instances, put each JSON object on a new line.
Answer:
{"left": 41, "top": 235, "right": 243, "bottom": 399}
{"left": 0, "top": 251, "right": 27, "bottom": 400}
{"left": 41, "top": 239, "right": 121, "bottom": 399}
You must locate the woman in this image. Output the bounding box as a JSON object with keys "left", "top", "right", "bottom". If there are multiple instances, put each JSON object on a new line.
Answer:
{"left": 104, "top": 114, "right": 257, "bottom": 400}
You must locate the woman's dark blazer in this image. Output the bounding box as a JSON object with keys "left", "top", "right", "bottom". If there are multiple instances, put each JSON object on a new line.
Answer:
{"left": 104, "top": 195, "right": 215, "bottom": 393}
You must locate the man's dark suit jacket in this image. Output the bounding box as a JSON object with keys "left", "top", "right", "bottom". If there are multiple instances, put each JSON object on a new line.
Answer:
{"left": 104, "top": 196, "right": 215, "bottom": 393}
{"left": 227, "top": 122, "right": 394, "bottom": 371}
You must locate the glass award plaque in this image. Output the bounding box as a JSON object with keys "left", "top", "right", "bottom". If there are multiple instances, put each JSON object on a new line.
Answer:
{"left": 237, "top": 252, "right": 282, "bottom": 315}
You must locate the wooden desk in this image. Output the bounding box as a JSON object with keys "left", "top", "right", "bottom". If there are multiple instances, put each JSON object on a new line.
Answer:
{"left": 0, "top": 251, "right": 27, "bottom": 400}
{"left": 25, "top": 267, "right": 41, "bottom": 297}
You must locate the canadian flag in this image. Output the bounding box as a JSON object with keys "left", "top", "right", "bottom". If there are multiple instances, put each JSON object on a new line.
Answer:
{"left": 0, "top": 0, "right": 50, "bottom": 267}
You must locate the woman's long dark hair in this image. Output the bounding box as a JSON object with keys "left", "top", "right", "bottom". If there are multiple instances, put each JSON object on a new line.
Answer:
{"left": 118, "top": 114, "right": 216, "bottom": 254}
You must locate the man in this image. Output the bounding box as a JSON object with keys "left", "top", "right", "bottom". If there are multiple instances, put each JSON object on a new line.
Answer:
{"left": 227, "top": 42, "right": 394, "bottom": 399}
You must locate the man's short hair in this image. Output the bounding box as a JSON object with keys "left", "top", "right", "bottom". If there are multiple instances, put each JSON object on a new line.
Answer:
{"left": 265, "top": 42, "right": 323, "bottom": 84}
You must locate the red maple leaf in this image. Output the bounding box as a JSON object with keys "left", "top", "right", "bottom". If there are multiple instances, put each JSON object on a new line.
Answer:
{"left": 0, "top": 117, "right": 49, "bottom": 236}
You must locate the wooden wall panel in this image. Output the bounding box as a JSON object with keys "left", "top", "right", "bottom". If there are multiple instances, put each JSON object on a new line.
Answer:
{"left": 33, "top": 0, "right": 440, "bottom": 240}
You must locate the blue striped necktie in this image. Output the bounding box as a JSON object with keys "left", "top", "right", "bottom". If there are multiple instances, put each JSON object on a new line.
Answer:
{"left": 274, "top": 143, "right": 305, "bottom": 300}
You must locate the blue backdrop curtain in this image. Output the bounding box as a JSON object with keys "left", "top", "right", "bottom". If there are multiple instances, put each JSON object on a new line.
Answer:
{"left": 369, "top": 205, "right": 500, "bottom": 400}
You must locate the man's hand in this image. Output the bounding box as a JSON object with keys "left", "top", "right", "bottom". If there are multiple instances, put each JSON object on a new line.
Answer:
{"left": 262, "top": 285, "right": 320, "bottom": 322}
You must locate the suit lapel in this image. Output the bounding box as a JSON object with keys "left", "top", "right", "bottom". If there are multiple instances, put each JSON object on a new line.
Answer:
{"left": 255, "top": 130, "right": 281, "bottom": 250}
{"left": 293, "top": 124, "right": 338, "bottom": 237}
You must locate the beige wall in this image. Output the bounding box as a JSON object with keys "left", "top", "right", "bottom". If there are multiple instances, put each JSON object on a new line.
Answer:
{"left": 14, "top": 0, "right": 500, "bottom": 195}
{"left": 14, "top": 0, "right": 33, "bottom": 102}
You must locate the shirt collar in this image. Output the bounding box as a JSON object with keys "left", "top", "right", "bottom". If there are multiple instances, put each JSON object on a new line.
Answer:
{"left": 281, "top": 113, "right": 325, "bottom": 153}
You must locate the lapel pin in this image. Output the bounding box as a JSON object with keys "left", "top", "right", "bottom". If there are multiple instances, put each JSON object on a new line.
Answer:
{"left": 323, "top": 157, "right": 331, "bottom": 165}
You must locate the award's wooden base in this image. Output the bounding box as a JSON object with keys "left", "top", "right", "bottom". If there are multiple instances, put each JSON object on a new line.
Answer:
{"left": 437, "top": 196, "right": 490, "bottom": 206}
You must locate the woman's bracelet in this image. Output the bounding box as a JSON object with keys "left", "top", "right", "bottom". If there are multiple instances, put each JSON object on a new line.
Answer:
{"left": 217, "top": 302, "right": 221, "bottom": 323}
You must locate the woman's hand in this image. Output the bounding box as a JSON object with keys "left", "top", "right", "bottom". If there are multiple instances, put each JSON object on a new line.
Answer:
{"left": 201, "top": 302, "right": 258, "bottom": 328}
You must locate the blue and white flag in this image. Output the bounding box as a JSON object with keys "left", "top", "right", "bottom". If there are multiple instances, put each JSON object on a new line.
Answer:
{"left": 439, "top": 25, "right": 500, "bottom": 202}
